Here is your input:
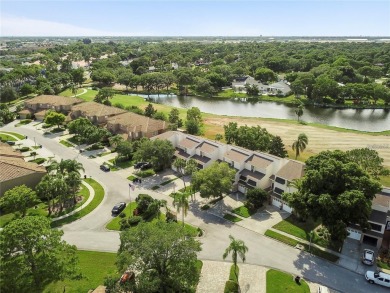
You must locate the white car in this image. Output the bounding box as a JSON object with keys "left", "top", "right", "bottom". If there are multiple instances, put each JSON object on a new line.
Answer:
{"left": 365, "top": 271, "right": 390, "bottom": 288}
{"left": 362, "top": 249, "right": 375, "bottom": 265}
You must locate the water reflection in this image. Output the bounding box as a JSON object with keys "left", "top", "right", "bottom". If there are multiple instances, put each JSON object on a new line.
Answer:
{"left": 130, "top": 94, "right": 390, "bottom": 132}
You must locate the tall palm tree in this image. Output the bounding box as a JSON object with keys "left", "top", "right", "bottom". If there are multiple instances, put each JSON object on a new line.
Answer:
{"left": 295, "top": 105, "right": 304, "bottom": 122}
{"left": 173, "top": 158, "right": 187, "bottom": 188}
{"left": 292, "top": 133, "right": 309, "bottom": 159}
{"left": 173, "top": 192, "right": 189, "bottom": 227}
{"left": 223, "top": 235, "right": 249, "bottom": 279}
{"left": 65, "top": 171, "right": 82, "bottom": 204}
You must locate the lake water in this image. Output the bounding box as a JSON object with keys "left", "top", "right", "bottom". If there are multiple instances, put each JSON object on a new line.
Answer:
{"left": 132, "top": 94, "right": 390, "bottom": 132}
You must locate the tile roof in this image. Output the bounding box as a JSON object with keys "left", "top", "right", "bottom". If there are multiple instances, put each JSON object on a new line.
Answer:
{"left": 107, "top": 112, "right": 166, "bottom": 133}
{"left": 71, "top": 102, "right": 127, "bottom": 117}
{"left": 191, "top": 154, "right": 211, "bottom": 165}
{"left": 0, "top": 143, "right": 24, "bottom": 158}
{"left": 26, "top": 95, "right": 83, "bottom": 107}
{"left": 179, "top": 137, "right": 201, "bottom": 149}
{"left": 276, "top": 160, "right": 305, "bottom": 181}
{"left": 18, "top": 109, "right": 34, "bottom": 115}
{"left": 224, "top": 148, "right": 250, "bottom": 163}
{"left": 196, "top": 141, "right": 219, "bottom": 154}
{"left": 246, "top": 154, "right": 273, "bottom": 169}
{"left": 151, "top": 131, "right": 176, "bottom": 141}
{"left": 0, "top": 145, "right": 46, "bottom": 182}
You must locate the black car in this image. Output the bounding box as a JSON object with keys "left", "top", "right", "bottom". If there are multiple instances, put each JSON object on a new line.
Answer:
{"left": 112, "top": 202, "right": 126, "bottom": 215}
{"left": 6, "top": 141, "right": 15, "bottom": 146}
{"left": 134, "top": 162, "right": 148, "bottom": 169}
{"left": 140, "top": 162, "right": 152, "bottom": 170}
{"left": 100, "top": 164, "right": 110, "bottom": 172}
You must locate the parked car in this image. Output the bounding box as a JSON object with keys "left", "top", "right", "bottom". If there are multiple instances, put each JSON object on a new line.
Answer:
{"left": 362, "top": 249, "right": 375, "bottom": 265}
{"left": 140, "top": 162, "right": 152, "bottom": 170}
{"left": 365, "top": 271, "right": 390, "bottom": 288}
{"left": 6, "top": 141, "right": 15, "bottom": 145}
{"left": 134, "top": 162, "right": 148, "bottom": 169}
{"left": 100, "top": 164, "right": 110, "bottom": 172}
{"left": 112, "top": 202, "right": 126, "bottom": 215}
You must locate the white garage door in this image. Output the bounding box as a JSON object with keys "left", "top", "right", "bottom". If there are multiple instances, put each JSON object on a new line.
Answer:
{"left": 347, "top": 228, "right": 361, "bottom": 240}
{"left": 283, "top": 204, "right": 293, "bottom": 213}
{"left": 238, "top": 184, "right": 246, "bottom": 194}
{"left": 272, "top": 197, "right": 282, "bottom": 208}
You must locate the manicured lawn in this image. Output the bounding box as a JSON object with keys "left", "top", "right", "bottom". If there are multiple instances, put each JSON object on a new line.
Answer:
{"left": 43, "top": 250, "right": 118, "bottom": 293}
{"left": 223, "top": 213, "right": 242, "bottom": 223}
{"left": 127, "top": 175, "right": 138, "bottom": 181}
{"left": 15, "top": 119, "right": 32, "bottom": 126}
{"left": 105, "top": 202, "right": 138, "bottom": 230}
{"left": 109, "top": 158, "right": 134, "bottom": 169}
{"left": 136, "top": 169, "right": 155, "bottom": 178}
{"left": 60, "top": 140, "right": 74, "bottom": 147}
{"left": 59, "top": 88, "right": 87, "bottom": 97}
{"left": 97, "top": 151, "right": 111, "bottom": 157}
{"left": 231, "top": 205, "right": 254, "bottom": 218}
{"left": 379, "top": 174, "right": 390, "bottom": 187}
{"left": 0, "top": 133, "right": 17, "bottom": 141}
{"left": 51, "top": 178, "right": 104, "bottom": 227}
{"left": 264, "top": 230, "right": 339, "bottom": 262}
{"left": 0, "top": 131, "right": 25, "bottom": 140}
{"left": 272, "top": 215, "right": 342, "bottom": 251}
{"left": 266, "top": 269, "right": 310, "bottom": 293}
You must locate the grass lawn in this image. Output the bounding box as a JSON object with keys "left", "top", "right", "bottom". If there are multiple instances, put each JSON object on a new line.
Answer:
{"left": 0, "top": 133, "right": 17, "bottom": 141}
{"left": 97, "top": 151, "right": 112, "bottom": 157}
{"left": 0, "top": 131, "right": 25, "bottom": 140}
{"left": 15, "top": 119, "right": 32, "bottom": 127}
{"left": 223, "top": 213, "right": 243, "bottom": 223}
{"left": 264, "top": 230, "right": 339, "bottom": 262}
{"left": 105, "top": 202, "right": 137, "bottom": 230}
{"left": 136, "top": 169, "right": 155, "bottom": 178}
{"left": 272, "top": 215, "right": 342, "bottom": 251}
{"left": 108, "top": 158, "right": 134, "bottom": 169}
{"left": 231, "top": 205, "right": 254, "bottom": 218}
{"left": 59, "top": 88, "right": 87, "bottom": 97}
{"left": 43, "top": 250, "right": 118, "bottom": 293}
{"left": 51, "top": 178, "right": 104, "bottom": 228}
{"left": 127, "top": 175, "right": 138, "bottom": 181}
{"left": 266, "top": 269, "right": 310, "bottom": 293}
{"left": 379, "top": 174, "right": 390, "bottom": 187}
{"left": 60, "top": 140, "right": 74, "bottom": 147}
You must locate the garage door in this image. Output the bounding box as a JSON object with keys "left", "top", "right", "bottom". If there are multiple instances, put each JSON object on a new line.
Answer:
{"left": 347, "top": 228, "right": 361, "bottom": 240}
{"left": 238, "top": 184, "right": 246, "bottom": 194}
{"left": 283, "top": 204, "right": 293, "bottom": 213}
{"left": 272, "top": 197, "right": 282, "bottom": 209}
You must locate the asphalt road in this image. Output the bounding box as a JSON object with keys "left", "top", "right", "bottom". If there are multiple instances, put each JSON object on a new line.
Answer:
{"left": 2, "top": 123, "right": 388, "bottom": 293}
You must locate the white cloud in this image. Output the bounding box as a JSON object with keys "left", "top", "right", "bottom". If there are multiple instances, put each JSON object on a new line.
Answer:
{"left": 0, "top": 15, "right": 141, "bottom": 36}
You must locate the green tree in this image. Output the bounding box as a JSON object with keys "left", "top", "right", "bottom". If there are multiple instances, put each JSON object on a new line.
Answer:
{"left": 245, "top": 188, "right": 268, "bottom": 210}
{"left": 224, "top": 122, "right": 238, "bottom": 144}
{"left": 295, "top": 104, "right": 304, "bottom": 122}
{"left": 346, "top": 148, "right": 390, "bottom": 179}
{"left": 269, "top": 135, "right": 288, "bottom": 158}
{"left": 283, "top": 150, "right": 381, "bottom": 242}
{"left": 19, "top": 83, "right": 35, "bottom": 96}
{"left": 292, "top": 133, "right": 308, "bottom": 159}
{"left": 70, "top": 68, "right": 85, "bottom": 86}
{"left": 192, "top": 162, "right": 236, "bottom": 199}
{"left": 144, "top": 103, "right": 156, "bottom": 117}
{"left": 173, "top": 192, "right": 190, "bottom": 227}
{"left": 168, "top": 108, "right": 183, "bottom": 129}
{"left": 0, "top": 86, "right": 18, "bottom": 103}
{"left": 245, "top": 84, "right": 259, "bottom": 96}
{"left": 116, "top": 140, "right": 133, "bottom": 160}
{"left": 109, "top": 134, "right": 124, "bottom": 149}
{"left": 186, "top": 107, "right": 202, "bottom": 135}
{"left": 94, "top": 87, "right": 115, "bottom": 104}
{"left": 222, "top": 235, "right": 248, "bottom": 279}
{"left": 0, "top": 103, "right": 15, "bottom": 124}
{"left": 0, "top": 185, "right": 38, "bottom": 217}
{"left": 0, "top": 216, "right": 79, "bottom": 293}
{"left": 133, "top": 138, "right": 175, "bottom": 171}
{"left": 254, "top": 67, "right": 278, "bottom": 83}
{"left": 215, "top": 133, "right": 223, "bottom": 141}
{"left": 44, "top": 111, "right": 65, "bottom": 129}
{"left": 117, "top": 222, "right": 201, "bottom": 293}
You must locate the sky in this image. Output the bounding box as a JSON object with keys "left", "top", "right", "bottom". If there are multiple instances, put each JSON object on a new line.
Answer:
{"left": 1, "top": 0, "right": 390, "bottom": 37}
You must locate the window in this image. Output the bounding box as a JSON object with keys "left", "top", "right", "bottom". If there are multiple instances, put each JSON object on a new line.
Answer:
{"left": 275, "top": 177, "right": 286, "bottom": 184}
{"left": 369, "top": 222, "right": 382, "bottom": 232}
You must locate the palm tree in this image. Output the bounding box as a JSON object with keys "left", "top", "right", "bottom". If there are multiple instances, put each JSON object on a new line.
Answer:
{"left": 295, "top": 105, "right": 303, "bottom": 122}
{"left": 223, "top": 235, "right": 249, "bottom": 279}
{"left": 65, "top": 171, "right": 82, "bottom": 205}
{"left": 292, "top": 133, "right": 308, "bottom": 159}
{"left": 173, "top": 192, "right": 189, "bottom": 227}
{"left": 173, "top": 158, "right": 187, "bottom": 188}
{"left": 109, "top": 134, "right": 124, "bottom": 149}
{"left": 185, "top": 159, "right": 198, "bottom": 201}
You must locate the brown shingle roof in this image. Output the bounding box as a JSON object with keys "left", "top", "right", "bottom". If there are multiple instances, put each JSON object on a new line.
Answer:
{"left": 18, "top": 109, "right": 34, "bottom": 115}
{"left": 71, "top": 102, "right": 127, "bottom": 117}
{"left": 0, "top": 143, "right": 24, "bottom": 158}
{"left": 151, "top": 131, "right": 176, "bottom": 141}
{"left": 179, "top": 137, "right": 201, "bottom": 149}
{"left": 224, "top": 148, "right": 250, "bottom": 163}
{"left": 0, "top": 157, "right": 46, "bottom": 182}
{"left": 276, "top": 160, "right": 305, "bottom": 181}
{"left": 107, "top": 112, "right": 166, "bottom": 133}
{"left": 246, "top": 154, "right": 273, "bottom": 169}
{"left": 26, "top": 95, "right": 83, "bottom": 107}
{"left": 196, "top": 141, "right": 219, "bottom": 154}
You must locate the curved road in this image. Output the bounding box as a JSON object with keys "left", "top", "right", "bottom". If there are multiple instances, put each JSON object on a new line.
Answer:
{"left": 2, "top": 122, "right": 387, "bottom": 293}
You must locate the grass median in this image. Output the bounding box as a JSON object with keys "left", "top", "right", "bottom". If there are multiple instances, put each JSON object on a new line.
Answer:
{"left": 51, "top": 178, "right": 104, "bottom": 228}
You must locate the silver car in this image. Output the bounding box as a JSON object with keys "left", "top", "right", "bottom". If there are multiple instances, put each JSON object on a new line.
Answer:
{"left": 362, "top": 249, "right": 375, "bottom": 265}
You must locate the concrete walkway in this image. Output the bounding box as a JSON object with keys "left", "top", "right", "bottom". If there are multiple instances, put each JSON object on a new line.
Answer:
{"left": 238, "top": 264, "right": 267, "bottom": 293}
{"left": 52, "top": 180, "right": 95, "bottom": 221}
{"left": 196, "top": 261, "right": 231, "bottom": 293}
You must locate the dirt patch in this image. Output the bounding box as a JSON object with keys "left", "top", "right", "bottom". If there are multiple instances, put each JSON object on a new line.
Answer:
{"left": 204, "top": 116, "right": 390, "bottom": 167}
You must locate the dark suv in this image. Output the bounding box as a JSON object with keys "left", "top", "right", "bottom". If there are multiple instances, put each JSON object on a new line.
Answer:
{"left": 112, "top": 202, "right": 126, "bottom": 215}
{"left": 134, "top": 162, "right": 148, "bottom": 169}
{"left": 100, "top": 164, "right": 110, "bottom": 172}
{"left": 140, "top": 162, "right": 152, "bottom": 170}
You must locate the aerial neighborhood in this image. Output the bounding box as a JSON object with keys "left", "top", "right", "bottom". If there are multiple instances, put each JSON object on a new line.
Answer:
{"left": 1, "top": 34, "right": 390, "bottom": 293}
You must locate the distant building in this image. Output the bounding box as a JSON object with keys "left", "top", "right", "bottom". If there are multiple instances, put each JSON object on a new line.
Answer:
{"left": 69, "top": 101, "right": 127, "bottom": 125}
{"left": 232, "top": 76, "right": 291, "bottom": 96}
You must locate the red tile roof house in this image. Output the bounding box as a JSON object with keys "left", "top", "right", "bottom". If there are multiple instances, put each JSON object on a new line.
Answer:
{"left": 19, "top": 95, "right": 84, "bottom": 120}
{"left": 106, "top": 112, "right": 167, "bottom": 141}
{"left": 69, "top": 101, "right": 127, "bottom": 125}
{"left": 0, "top": 143, "right": 46, "bottom": 196}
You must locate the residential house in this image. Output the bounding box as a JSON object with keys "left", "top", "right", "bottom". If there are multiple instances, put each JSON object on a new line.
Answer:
{"left": 21, "top": 95, "right": 84, "bottom": 120}
{"left": 0, "top": 143, "right": 46, "bottom": 196}
{"left": 347, "top": 188, "right": 390, "bottom": 249}
{"left": 192, "top": 141, "right": 221, "bottom": 169}
{"left": 69, "top": 101, "right": 127, "bottom": 125}
{"left": 106, "top": 112, "right": 167, "bottom": 141}
{"left": 232, "top": 76, "right": 291, "bottom": 96}
{"left": 270, "top": 160, "right": 305, "bottom": 213}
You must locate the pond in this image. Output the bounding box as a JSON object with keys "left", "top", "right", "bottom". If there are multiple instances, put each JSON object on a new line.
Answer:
{"left": 132, "top": 94, "right": 390, "bottom": 132}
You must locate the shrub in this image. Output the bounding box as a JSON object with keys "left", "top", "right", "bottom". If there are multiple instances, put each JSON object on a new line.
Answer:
{"left": 87, "top": 143, "right": 104, "bottom": 150}
{"left": 19, "top": 146, "right": 30, "bottom": 152}
{"left": 224, "top": 280, "right": 238, "bottom": 293}
{"left": 166, "top": 210, "right": 178, "bottom": 222}
{"left": 142, "top": 202, "right": 160, "bottom": 220}
{"left": 197, "top": 227, "right": 203, "bottom": 237}
{"left": 42, "top": 123, "right": 52, "bottom": 129}
{"left": 34, "top": 158, "right": 45, "bottom": 164}
{"left": 246, "top": 188, "right": 268, "bottom": 209}
{"left": 119, "top": 212, "right": 126, "bottom": 218}
{"left": 128, "top": 216, "right": 142, "bottom": 226}
{"left": 120, "top": 218, "right": 130, "bottom": 230}
{"left": 137, "top": 169, "right": 155, "bottom": 178}
{"left": 135, "top": 194, "right": 154, "bottom": 214}
{"left": 201, "top": 204, "right": 210, "bottom": 210}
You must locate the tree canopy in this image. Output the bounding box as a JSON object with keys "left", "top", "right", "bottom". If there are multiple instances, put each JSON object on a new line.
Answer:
{"left": 133, "top": 138, "right": 175, "bottom": 171}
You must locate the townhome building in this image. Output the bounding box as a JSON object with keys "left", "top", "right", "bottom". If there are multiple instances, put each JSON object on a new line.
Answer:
{"left": 69, "top": 101, "right": 127, "bottom": 125}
